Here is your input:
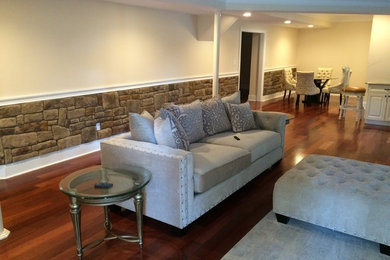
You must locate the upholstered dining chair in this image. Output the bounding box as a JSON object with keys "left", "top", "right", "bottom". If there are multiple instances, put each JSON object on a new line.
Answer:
{"left": 295, "top": 71, "right": 320, "bottom": 106}
{"left": 322, "top": 66, "right": 351, "bottom": 104}
{"left": 316, "top": 67, "right": 333, "bottom": 88}
{"left": 283, "top": 68, "right": 296, "bottom": 100}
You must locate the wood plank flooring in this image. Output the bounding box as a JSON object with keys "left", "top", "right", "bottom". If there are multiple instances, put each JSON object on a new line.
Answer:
{"left": 0, "top": 96, "right": 389, "bottom": 260}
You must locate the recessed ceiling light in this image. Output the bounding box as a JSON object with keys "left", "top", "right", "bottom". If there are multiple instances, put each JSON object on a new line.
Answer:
{"left": 243, "top": 12, "right": 252, "bottom": 17}
{"left": 284, "top": 20, "right": 291, "bottom": 24}
{"left": 308, "top": 24, "right": 314, "bottom": 28}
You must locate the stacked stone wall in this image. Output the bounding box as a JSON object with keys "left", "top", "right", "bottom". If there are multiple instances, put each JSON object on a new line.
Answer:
{"left": 263, "top": 68, "right": 296, "bottom": 96}
{"left": 0, "top": 76, "right": 238, "bottom": 165}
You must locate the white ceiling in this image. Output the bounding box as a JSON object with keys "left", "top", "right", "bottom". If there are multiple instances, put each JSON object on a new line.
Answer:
{"left": 100, "top": 0, "right": 385, "bottom": 28}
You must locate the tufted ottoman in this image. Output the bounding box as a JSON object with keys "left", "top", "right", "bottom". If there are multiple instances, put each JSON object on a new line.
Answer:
{"left": 273, "top": 154, "right": 390, "bottom": 255}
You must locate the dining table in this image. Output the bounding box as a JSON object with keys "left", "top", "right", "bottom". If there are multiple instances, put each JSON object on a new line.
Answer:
{"left": 313, "top": 78, "right": 334, "bottom": 104}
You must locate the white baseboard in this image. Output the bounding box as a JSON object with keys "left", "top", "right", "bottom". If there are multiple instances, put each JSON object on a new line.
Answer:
{"left": 0, "top": 132, "right": 130, "bottom": 179}
{"left": 248, "top": 94, "right": 257, "bottom": 101}
{"left": 0, "top": 140, "right": 101, "bottom": 179}
{"left": 261, "top": 92, "right": 285, "bottom": 101}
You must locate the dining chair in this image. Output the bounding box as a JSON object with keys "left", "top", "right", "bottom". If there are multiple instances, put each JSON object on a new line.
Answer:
{"left": 322, "top": 66, "right": 351, "bottom": 104}
{"left": 295, "top": 71, "right": 320, "bottom": 106}
{"left": 283, "top": 68, "right": 296, "bottom": 100}
{"left": 316, "top": 67, "right": 333, "bottom": 88}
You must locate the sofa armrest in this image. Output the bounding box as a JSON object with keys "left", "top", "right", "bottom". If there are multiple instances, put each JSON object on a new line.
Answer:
{"left": 252, "top": 110, "right": 286, "bottom": 154}
{"left": 100, "top": 136, "right": 194, "bottom": 229}
{"left": 252, "top": 111, "right": 286, "bottom": 133}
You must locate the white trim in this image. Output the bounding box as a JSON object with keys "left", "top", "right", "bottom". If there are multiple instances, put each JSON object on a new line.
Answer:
{"left": 248, "top": 94, "right": 257, "bottom": 101}
{"left": 261, "top": 91, "right": 285, "bottom": 101}
{"left": 238, "top": 28, "right": 267, "bottom": 102}
{"left": 0, "top": 139, "right": 101, "bottom": 179}
{"left": 258, "top": 33, "right": 266, "bottom": 101}
{"left": 0, "top": 73, "right": 239, "bottom": 107}
{"left": 0, "top": 133, "right": 124, "bottom": 179}
{"left": 264, "top": 65, "right": 297, "bottom": 72}
{"left": 365, "top": 119, "right": 390, "bottom": 126}
{"left": 212, "top": 11, "right": 222, "bottom": 97}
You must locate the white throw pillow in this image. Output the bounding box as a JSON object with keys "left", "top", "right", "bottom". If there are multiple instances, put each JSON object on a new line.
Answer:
{"left": 129, "top": 110, "right": 156, "bottom": 143}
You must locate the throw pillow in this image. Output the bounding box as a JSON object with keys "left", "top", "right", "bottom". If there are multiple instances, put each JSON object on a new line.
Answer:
{"left": 164, "top": 100, "right": 206, "bottom": 143}
{"left": 226, "top": 102, "right": 256, "bottom": 133}
{"left": 129, "top": 110, "right": 156, "bottom": 143}
{"left": 154, "top": 108, "right": 190, "bottom": 151}
{"left": 221, "top": 91, "right": 241, "bottom": 104}
{"left": 201, "top": 97, "right": 231, "bottom": 135}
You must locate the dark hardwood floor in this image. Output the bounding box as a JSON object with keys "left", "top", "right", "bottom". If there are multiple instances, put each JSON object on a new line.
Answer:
{"left": 1, "top": 96, "right": 389, "bottom": 260}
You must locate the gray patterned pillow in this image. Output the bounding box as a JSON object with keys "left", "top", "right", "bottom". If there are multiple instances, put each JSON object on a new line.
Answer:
{"left": 164, "top": 100, "right": 205, "bottom": 143}
{"left": 221, "top": 91, "right": 241, "bottom": 104}
{"left": 129, "top": 111, "right": 156, "bottom": 143}
{"left": 226, "top": 102, "right": 256, "bottom": 133}
{"left": 201, "top": 97, "right": 231, "bottom": 135}
{"left": 154, "top": 108, "right": 189, "bottom": 150}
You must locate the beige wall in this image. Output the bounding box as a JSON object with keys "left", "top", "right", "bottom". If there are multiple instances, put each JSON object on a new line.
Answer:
{"left": 0, "top": 0, "right": 301, "bottom": 101}
{"left": 0, "top": 0, "right": 238, "bottom": 100}
{"left": 263, "top": 26, "right": 299, "bottom": 69}
{"left": 367, "top": 15, "right": 390, "bottom": 83}
{"left": 296, "top": 21, "right": 372, "bottom": 87}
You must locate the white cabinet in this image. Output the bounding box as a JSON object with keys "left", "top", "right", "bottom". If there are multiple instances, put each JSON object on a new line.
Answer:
{"left": 385, "top": 96, "right": 390, "bottom": 122}
{"left": 365, "top": 83, "right": 390, "bottom": 126}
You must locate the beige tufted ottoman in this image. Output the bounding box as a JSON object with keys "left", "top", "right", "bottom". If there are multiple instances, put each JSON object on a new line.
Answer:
{"left": 273, "top": 154, "right": 390, "bottom": 255}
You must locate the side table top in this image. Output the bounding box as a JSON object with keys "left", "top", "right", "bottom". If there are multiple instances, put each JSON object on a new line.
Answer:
{"left": 285, "top": 113, "right": 295, "bottom": 124}
{"left": 59, "top": 165, "right": 151, "bottom": 202}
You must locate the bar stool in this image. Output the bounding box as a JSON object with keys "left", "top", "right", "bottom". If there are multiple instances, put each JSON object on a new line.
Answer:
{"left": 338, "top": 86, "right": 366, "bottom": 122}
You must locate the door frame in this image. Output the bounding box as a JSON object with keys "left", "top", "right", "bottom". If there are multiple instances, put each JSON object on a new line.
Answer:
{"left": 238, "top": 29, "right": 267, "bottom": 102}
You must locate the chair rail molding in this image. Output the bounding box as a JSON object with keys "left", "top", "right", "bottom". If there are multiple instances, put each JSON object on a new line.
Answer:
{"left": 264, "top": 65, "right": 297, "bottom": 72}
{"left": 0, "top": 72, "right": 239, "bottom": 107}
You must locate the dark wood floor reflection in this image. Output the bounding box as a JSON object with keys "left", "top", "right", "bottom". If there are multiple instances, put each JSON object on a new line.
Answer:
{"left": 1, "top": 96, "right": 389, "bottom": 260}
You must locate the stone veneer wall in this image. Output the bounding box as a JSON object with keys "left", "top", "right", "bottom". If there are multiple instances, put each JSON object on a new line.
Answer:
{"left": 263, "top": 68, "right": 296, "bottom": 96}
{"left": 0, "top": 76, "right": 238, "bottom": 165}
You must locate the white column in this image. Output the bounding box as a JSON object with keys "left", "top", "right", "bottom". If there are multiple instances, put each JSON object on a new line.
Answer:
{"left": 212, "top": 11, "right": 221, "bottom": 97}
{"left": 0, "top": 204, "right": 10, "bottom": 240}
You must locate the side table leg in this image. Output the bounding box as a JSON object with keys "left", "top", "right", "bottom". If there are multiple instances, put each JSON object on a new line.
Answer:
{"left": 134, "top": 192, "right": 144, "bottom": 247}
{"left": 69, "top": 198, "right": 83, "bottom": 259}
{"left": 104, "top": 206, "right": 112, "bottom": 233}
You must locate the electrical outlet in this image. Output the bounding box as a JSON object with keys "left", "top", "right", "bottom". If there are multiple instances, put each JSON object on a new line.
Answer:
{"left": 96, "top": 122, "right": 101, "bottom": 131}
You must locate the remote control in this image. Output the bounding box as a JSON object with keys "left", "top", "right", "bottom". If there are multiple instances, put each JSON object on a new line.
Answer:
{"left": 94, "top": 182, "right": 113, "bottom": 189}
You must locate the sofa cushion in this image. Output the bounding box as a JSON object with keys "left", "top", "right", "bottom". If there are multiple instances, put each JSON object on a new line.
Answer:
{"left": 221, "top": 91, "right": 241, "bottom": 104}
{"left": 226, "top": 102, "right": 256, "bottom": 132}
{"left": 199, "top": 129, "right": 281, "bottom": 162}
{"left": 201, "top": 97, "right": 231, "bottom": 135}
{"left": 164, "top": 100, "right": 206, "bottom": 143}
{"left": 190, "top": 142, "right": 251, "bottom": 193}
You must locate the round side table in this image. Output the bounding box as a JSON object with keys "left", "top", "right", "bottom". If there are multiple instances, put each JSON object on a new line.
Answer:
{"left": 59, "top": 165, "right": 151, "bottom": 259}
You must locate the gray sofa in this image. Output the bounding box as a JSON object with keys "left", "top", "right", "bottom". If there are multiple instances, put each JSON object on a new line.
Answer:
{"left": 100, "top": 110, "right": 286, "bottom": 229}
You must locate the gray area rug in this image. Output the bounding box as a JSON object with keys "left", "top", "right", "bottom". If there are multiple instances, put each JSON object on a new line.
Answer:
{"left": 222, "top": 212, "right": 390, "bottom": 260}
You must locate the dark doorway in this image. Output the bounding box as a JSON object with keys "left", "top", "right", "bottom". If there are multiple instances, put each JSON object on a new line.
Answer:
{"left": 239, "top": 32, "right": 253, "bottom": 102}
